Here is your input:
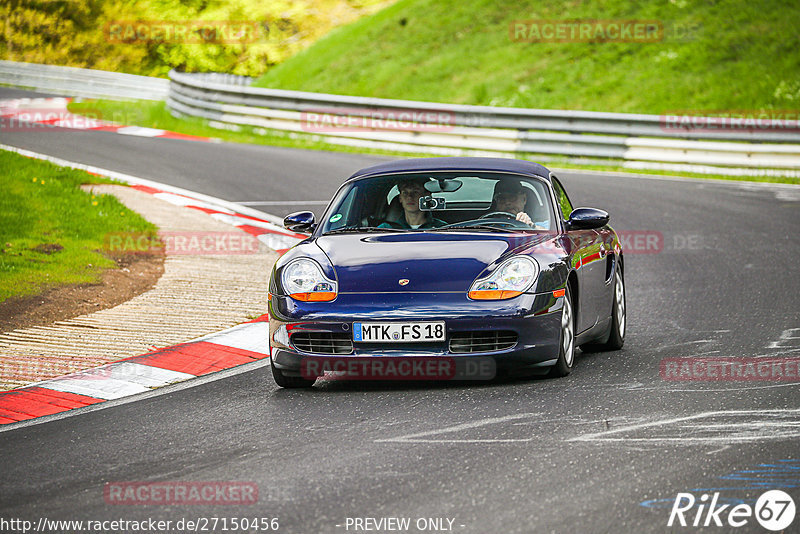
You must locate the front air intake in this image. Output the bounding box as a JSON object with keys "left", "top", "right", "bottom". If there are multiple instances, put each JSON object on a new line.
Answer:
{"left": 449, "top": 331, "right": 518, "bottom": 353}
{"left": 291, "top": 332, "right": 353, "bottom": 354}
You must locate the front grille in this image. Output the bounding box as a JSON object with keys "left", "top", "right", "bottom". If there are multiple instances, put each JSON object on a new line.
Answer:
{"left": 449, "top": 330, "right": 518, "bottom": 353}
{"left": 291, "top": 332, "right": 353, "bottom": 354}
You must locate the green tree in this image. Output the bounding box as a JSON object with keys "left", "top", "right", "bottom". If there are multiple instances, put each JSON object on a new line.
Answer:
{"left": 1, "top": 0, "right": 391, "bottom": 77}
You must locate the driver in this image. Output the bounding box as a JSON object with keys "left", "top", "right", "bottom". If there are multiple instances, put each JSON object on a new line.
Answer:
{"left": 492, "top": 180, "right": 534, "bottom": 226}
{"left": 379, "top": 178, "right": 446, "bottom": 229}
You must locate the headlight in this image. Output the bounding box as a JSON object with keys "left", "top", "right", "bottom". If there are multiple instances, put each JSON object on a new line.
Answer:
{"left": 281, "top": 258, "right": 338, "bottom": 302}
{"left": 468, "top": 256, "right": 539, "bottom": 300}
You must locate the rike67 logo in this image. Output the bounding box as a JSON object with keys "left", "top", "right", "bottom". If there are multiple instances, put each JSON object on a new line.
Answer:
{"left": 668, "top": 490, "right": 795, "bottom": 530}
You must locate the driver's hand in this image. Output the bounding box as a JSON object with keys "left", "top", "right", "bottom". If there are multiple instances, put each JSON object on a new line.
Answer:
{"left": 515, "top": 212, "right": 533, "bottom": 225}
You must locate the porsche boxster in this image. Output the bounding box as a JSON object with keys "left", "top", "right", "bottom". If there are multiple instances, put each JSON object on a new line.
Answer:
{"left": 268, "top": 157, "right": 625, "bottom": 387}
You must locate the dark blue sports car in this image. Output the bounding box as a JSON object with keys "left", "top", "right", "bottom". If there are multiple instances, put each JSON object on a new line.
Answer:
{"left": 268, "top": 157, "right": 625, "bottom": 387}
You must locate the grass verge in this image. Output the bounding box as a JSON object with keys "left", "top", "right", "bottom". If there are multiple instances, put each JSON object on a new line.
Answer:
{"left": 68, "top": 99, "right": 800, "bottom": 185}
{"left": 0, "top": 150, "right": 157, "bottom": 303}
{"left": 253, "top": 0, "right": 800, "bottom": 114}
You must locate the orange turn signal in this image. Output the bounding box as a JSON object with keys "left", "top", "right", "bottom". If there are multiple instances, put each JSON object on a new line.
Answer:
{"left": 289, "top": 292, "right": 337, "bottom": 302}
{"left": 552, "top": 288, "right": 566, "bottom": 298}
{"left": 468, "top": 290, "right": 523, "bottom": 300}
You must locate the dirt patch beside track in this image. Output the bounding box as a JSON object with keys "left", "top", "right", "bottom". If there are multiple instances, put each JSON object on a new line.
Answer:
{"left": 0, "top": 251, "right": 164, "bottom": 333}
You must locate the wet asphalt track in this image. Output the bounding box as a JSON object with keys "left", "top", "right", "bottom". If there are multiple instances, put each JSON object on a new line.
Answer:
{"left": 1, "top": 88, "right": 799, "bottom": 533}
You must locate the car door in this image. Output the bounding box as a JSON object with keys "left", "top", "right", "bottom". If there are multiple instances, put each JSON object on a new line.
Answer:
{"left": 593, "top": 225, "right": 617, "bottom": 322}
{"left": 552, "top": 176, "right": 606, "bottom": 333}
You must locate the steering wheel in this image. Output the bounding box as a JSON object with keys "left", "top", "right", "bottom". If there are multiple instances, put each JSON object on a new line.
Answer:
{"left": 480, "top": 211, "right": 517, "bottom": 220}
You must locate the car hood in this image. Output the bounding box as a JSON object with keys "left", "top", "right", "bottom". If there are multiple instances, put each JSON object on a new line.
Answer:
{"left": 314, "top": 232, "right": 559, "bottom": 293}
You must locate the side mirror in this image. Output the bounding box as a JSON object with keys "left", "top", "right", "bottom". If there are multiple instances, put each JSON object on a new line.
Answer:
{"left": 284, "top": 211, "right": 316, "bottom": 233}
{"left": 566, "top": 207, "right": 609, "bottom": 230}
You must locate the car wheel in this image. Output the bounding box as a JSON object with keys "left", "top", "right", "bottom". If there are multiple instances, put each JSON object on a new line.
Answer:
{"left": 549, "top": 284, "right": 575, "bottom": 377}
{"left": 271, "top": 361, "right": 316, "bottom": 388}
{"left": 582, "top": 268, "right": 626, "bottom": 352}
{"left": 604, "top": 268, "right": 626, "bottom": 350}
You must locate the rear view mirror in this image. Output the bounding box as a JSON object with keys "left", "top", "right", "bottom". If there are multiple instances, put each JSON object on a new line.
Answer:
{"left": 284, "top": 211, "right": 316, "bottom": 233}
{"left": 425, "top": 178, "right": 462, "bottom": 193}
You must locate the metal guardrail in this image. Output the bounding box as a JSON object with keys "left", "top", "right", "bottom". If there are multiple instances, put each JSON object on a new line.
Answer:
{"left": 0, "top": 61, "right": 797, "bottom": 175}
{"left": 167, "top": 70, "right": 800, "bottom": 174}
{"left": 0, "top": 60, "right": 168, "bottom": 101}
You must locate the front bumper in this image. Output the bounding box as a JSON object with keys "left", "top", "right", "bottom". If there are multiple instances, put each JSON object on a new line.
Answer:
{"left": 268, "top": 291, "right": 564, "bottom": 380}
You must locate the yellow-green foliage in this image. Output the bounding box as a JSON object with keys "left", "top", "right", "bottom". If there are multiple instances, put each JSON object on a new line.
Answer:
{"left": 1, "top": 0, "right": 391, "bottom": 77}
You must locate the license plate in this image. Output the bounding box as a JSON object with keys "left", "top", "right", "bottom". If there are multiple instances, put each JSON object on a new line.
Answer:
{"left": 353, "top": 322, "right": 445, "bottom": 343}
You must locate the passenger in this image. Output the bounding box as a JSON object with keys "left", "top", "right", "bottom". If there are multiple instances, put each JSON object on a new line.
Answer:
{"left": 379, "top": 179, "right": 447, "bottom": 229}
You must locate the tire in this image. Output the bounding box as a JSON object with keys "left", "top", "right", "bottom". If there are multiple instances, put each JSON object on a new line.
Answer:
{"left": 604, "top": 268, "right": 626, "bottom": 350}
{"left": 549, "top": 284, "right": 576, "bottom": 377}
{"left": 271, "top": 361, "right": 316, "bottom": 388}
{"left": 582, "top": 268, "right": 626, "bottom": 352}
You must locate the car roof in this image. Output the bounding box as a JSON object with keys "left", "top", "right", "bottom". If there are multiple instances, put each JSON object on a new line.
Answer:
{"left": 347, "top": 157, "right": 552, "bottom": 182}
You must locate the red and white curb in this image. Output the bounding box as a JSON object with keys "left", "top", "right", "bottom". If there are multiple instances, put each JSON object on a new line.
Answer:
{"left": 0, "top": 144, "right": 308, "bottom": 429}
{"left": 0, "top": 322, "right": 269, "bottom": 425}
{"left": 128, "top": 184, "right": 306, "bottom": 253}
{"left": 0, "top": 97, "right": 210, "bottom": 142}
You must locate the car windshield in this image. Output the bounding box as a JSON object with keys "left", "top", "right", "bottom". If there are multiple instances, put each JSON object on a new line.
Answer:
{"left": 319, "top": 172, "right": 555, "bottom": 234}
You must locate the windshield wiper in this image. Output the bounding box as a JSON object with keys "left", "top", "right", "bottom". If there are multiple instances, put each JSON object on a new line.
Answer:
{"left": 323, "top": 226, "right": 407, "bottom": 235}
{"left": 432, "top": 224, "right": 531, "bottom": 233}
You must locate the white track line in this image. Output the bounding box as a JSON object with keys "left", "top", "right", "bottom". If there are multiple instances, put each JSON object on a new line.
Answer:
{"left": 0, "top": 143, "right": 286, "bottom": 225}
{"left": 376, "top": 413, "right": 540, "bottom": 443}
{"left": 569, "top": 409, "right": 800, "bottom": 444}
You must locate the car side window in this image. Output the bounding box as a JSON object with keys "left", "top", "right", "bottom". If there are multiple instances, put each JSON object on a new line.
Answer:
{"left": 552, "top": 177, "right": 573, "bottom": 221}
{"left": 327, "top": 186, "right": 357, "bottom": 230}
{"left": 386, "top": 185, "right": 398, "bottom": 203}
